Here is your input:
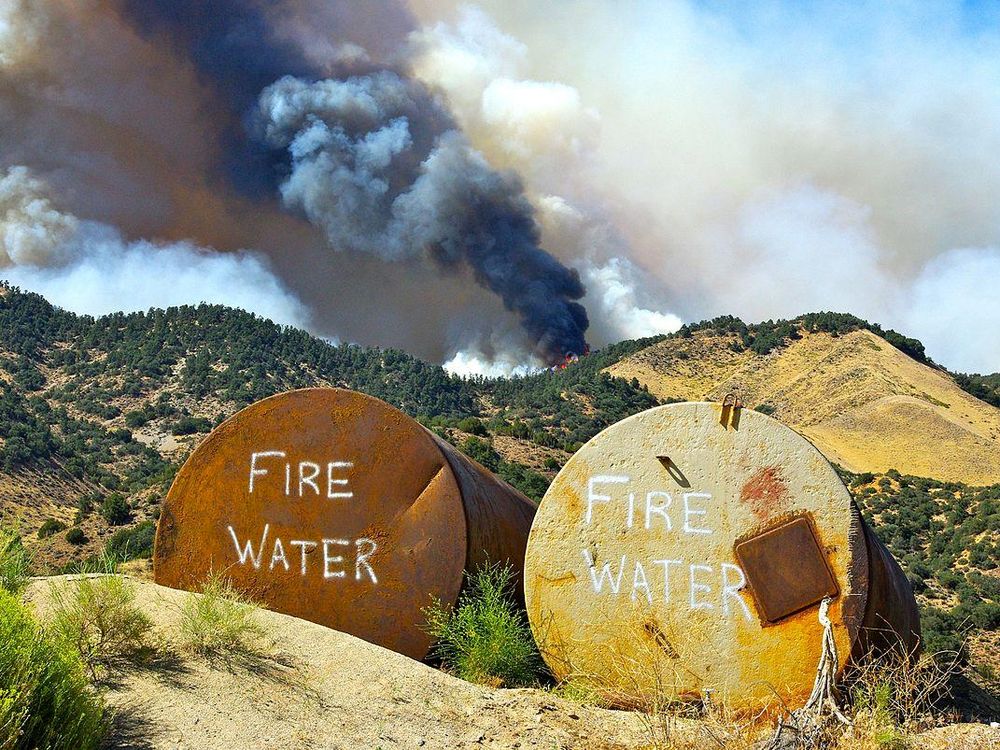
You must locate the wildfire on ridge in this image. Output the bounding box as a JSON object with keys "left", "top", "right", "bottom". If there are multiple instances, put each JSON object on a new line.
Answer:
{"left": 550, "top": 345, "right": 590, "bottom": 371}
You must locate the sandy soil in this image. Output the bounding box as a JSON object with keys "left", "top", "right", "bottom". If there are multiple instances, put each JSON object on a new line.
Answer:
{"left": 26, "top": 577, "right": 652, "bottom": 750}
{"left": 23, "top": 577, "right": 1000, "bottom": 750}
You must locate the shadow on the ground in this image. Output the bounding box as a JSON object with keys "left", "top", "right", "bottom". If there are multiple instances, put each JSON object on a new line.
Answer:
{"left": 97, "top": 647, "right": 193, "bottom": 692}
{"left": 101, "top": 704, "right": 160, "bottom": 750}
{"left": 203, "top": 648, "right": 310, "bottom": 693}
{"left": 952, "top": 673, "right": 1000, "bottom": 721}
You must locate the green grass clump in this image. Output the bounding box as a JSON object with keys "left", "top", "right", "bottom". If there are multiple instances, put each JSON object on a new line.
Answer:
{"left": 423, "top": 562, "right": 543, "bottom": 688}
{"left": 47, "top": 570, "right": 154, "bottom": 679}
{"left": 0, "top": 524, "right": 30, "bottom": 595}
{"left": 0, "top": 588, "right": 105, "bottom": 749}
{"left": 179, "top": 573, "right": 267, "bottom": 657}
{"left": 65, "top": 527, "right": 87, "bottom": 546}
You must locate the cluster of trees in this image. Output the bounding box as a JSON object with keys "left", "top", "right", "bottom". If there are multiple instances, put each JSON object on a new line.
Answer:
{"left": 953, "top": 373, "right": 1000, "bottom": 409}
{"left": 674, "top": 311, "right": 930, "bottom": 363}
{"left": 1, "top": 285, "right": 667, "bottom": 501}
{"left": 458, "top": 437, "right": 551, "bottom": 502}
{"left": 480, "top": 349, "right": 660, "bottom": 453}
{"left": 0, "top": 385, "right": 59, "bottom": 470}
{"left": 4, "top": 282, "right": 1000, "bottom": 661}
{"left": 846, "top": 468, "right": 1000, "bottom": 655}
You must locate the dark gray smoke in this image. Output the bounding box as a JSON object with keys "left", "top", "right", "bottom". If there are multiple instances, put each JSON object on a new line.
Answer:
{"left": 119, "top": 0, "right": 318, "bottom": 195}
{"left": 116, "top": 0, "right": 589, "bottom": 361}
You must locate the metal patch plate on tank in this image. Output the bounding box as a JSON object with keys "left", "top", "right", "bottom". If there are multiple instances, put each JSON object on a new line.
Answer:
{"left": 734, "top": 516, "right": 839, "bottom": 624}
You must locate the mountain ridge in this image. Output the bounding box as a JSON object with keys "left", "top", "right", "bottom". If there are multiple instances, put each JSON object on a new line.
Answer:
{"left": 606, "top": 325, "right": 1000, "bottom": 484}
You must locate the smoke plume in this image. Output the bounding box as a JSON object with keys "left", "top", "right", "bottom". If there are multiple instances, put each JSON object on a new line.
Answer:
{"left": 405, "top": 1, "right": 1000, "bottom": 373}
{"left": 0, "top": 166, "right": 307, "bottom": 325}
{"left": 111, "top": 0, "right": 588, "bottom": 361}
{"left": 3, "top": 1, "right": 1000, "bottom": 372}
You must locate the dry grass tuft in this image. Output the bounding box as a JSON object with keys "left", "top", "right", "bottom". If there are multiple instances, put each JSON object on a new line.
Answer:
{"left": 834, "top": 642, "right": 964, "bottom": 750}
{"left": 178, "top": 571, "right": 269, "bottom": 658}
{"left": 46, "top": 557, "right": 155, "bottom": 680}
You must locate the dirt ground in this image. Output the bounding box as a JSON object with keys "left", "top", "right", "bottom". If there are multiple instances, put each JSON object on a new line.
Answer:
{"left": 23, "top": 577, "right": 1000, "bottom": 750}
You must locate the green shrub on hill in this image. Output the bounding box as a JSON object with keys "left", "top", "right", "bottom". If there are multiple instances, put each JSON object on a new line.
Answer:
{"left": 170, "top": 415, "right": 213, "bottom": 435}
{"left": 66, "top": 528, "right": 87, "bottom": 545}
{"left": 100, "top": 494, "right": 131, "bottom": 526}
{"left": 37, "top": 519, "right": 67, "bottom": 539}
{"left": 0, "top": 525, "right": 31, "bottom": 595}
{"left": 846, "top": 470, "right": 1000, "bottom": 662}
{"left": 459, "top": 437, "right": 550, "bottom": 502}
{"left": 104, "top": 520, "right": 157, "bottom": 561}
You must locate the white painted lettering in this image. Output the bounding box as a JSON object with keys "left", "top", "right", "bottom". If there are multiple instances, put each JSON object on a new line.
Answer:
{"left": 299, "top": 461, "right": 321, "bottom": 496}
{"left": 327, "top": 461, "right": 353, "bottom": 499}
{"left": 269, "top": 537, "right": 290, "bottom": 571}
{"left": 652, "top": 559, "right": 682, "bottom": 602}
{"left": 322, "top": 538, "right": 349, "bottom": 579}
{"left": 355, "top": 537, "right": 378, "bottom": 583}
{"left": 689, "top": 564, "right": 714, "bottom": 610}
{"left": 290, "top": 539, "right": 317, "bottom": 575}
{"left": 683, "top": 493, "right": 713, "bottom": 534}
{"left": 581, "top": 549, "right": 626, "bottom": 594}
{"left": 721, "top": 563, "right": 753, "bottom": 621}
{"left": 587, "top": 476, "right": 629, "bottom": 524}
{"left": 249, "top": 452, "right": 285, "bottom": 494}
{"left": 645, "top": 491, "right": 673, "bottom": 530}
{"left": 631, "top": 560, "right": 652, "bottom": 604}
{"left": 228, "top": 524, "right": 269, "bottom": 569}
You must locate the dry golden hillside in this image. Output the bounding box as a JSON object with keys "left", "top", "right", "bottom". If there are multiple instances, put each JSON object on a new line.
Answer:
{"left": 606, "top": 328, "right": 1000, "bottom": 485}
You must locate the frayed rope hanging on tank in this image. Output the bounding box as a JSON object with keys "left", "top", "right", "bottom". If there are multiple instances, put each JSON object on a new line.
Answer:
{"left": 763, "top": 597, "right": 852, "bottom": 749}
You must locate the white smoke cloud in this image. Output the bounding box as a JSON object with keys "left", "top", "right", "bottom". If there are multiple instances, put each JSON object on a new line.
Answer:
{"left": 0, "top": 167, "right": 78, "bottom": 266}
{"left": 535, "top": 193, "right": 681, "bottom": 343}
{"left": 0, "top": 166, "right": 308, "bottom": 326}
{"left": 583, "top": 258, "right": 682, "bottom": 340}
{"left": 701, "top": 184, "right": 902, "bottom": 324}
{"left": 409, "top": 6, "right": 599, "bottom": 187}
{"left": 904, "top": 248, "right": 1000, "bottom": 374}
{"left": 408, "top": 2, "right": 1000, "bottom": 373}
{"left": 442, "top": 349, "right": 541, "bottom": 378}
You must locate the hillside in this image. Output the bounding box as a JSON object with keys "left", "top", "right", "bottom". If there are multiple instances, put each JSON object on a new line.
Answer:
{"left": 0, "top": 285, "right": 998, "bottom": 701}
{"left": 0, "top": 283, "right": 656, "bottom": 571}
{"left": 607, "top": 322, "right": 1000, "bottom": 485}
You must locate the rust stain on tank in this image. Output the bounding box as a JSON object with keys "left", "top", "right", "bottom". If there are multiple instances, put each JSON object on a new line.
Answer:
{"left": 740, "top": 465, "right": 789, "bottom": 519}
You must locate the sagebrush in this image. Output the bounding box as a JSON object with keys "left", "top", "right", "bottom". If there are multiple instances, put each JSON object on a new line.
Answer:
{"left": 179, "top": 572, "right": 267, "bottom": 657}
{"left": 423, "top": 562, "right": 544, "bottom": 688}
{"left": 0, "top": 588, "right": 105, "bottom": 750}
{"left": 47, "top": 566, "right": 154, "bottom": 678}
{"left": 0, "top": 524, "right": 30, "bottom": 595}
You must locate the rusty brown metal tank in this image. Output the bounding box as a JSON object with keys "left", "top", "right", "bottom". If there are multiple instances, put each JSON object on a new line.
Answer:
{"left": 154, "top": 387, "right": 537, "bottom": 660}
{"left": 524, "top": 401, "right": 919, "bottom": 713}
